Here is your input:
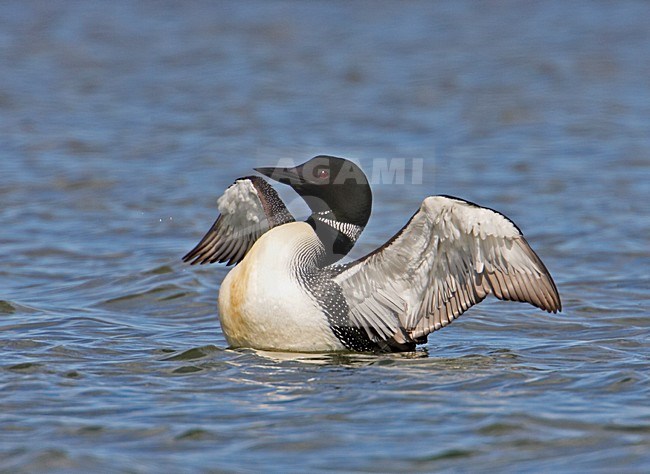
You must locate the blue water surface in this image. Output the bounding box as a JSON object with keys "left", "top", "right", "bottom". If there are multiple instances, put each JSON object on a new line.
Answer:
{"left": 1, "top": 1, "right": 649, "bottom": 472}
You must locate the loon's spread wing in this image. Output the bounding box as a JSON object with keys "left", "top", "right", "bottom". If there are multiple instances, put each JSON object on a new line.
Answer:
{"left": 332, "top": 195, "right": 561, "bottom": 345}
{"left": 183, "top": 176, "right": 294, "bottom": 266}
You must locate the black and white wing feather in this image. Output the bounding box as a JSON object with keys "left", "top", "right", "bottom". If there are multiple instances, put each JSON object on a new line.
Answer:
{"left": 183, "top": 176, "right": 294, "bottom": 266}
{"left": 332, "top": 195, "right": 561, "bottom": 344}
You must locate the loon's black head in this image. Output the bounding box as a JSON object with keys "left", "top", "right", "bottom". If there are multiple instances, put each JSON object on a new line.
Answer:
{"left": 255, "top": 155, "right": 372, "bottom": 264}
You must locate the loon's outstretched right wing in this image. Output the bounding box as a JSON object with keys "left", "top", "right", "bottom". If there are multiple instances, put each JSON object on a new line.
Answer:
{"left": 332, "top": 195, "right": 561, "bottom": 346}
{"left": 183, "top": 176, "right": 294, "bottom": 266}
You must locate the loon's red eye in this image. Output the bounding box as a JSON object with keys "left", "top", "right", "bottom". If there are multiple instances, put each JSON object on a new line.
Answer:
{"left": 316, "top": 168, "right": 330, "bottom": 180}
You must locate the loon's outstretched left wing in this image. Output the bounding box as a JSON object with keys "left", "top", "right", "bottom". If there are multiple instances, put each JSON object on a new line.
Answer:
{"left": 183, "top": 176, "right": 294, "bottom": 266}
{"left": 332, "top": 195, "right": 561, "bottom": 345}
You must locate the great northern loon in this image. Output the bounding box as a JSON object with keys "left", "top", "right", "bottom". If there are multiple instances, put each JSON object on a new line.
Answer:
{"left": 183, "top": 155, "right": 561, "bottom": 353}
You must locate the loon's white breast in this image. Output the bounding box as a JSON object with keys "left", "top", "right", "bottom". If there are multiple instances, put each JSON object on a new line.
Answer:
{"left": 218, "top": 222, "right": 345, "bottom": 352}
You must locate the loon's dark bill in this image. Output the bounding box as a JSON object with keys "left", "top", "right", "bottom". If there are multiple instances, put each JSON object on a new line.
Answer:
{"left": 254, "top": 166, "right": 304, "bottom": 186}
